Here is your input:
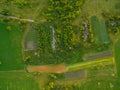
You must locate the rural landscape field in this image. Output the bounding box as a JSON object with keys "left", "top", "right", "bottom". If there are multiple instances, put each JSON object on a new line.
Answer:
{"left": 0, "top": 0, "right": 120, "bottom": 90}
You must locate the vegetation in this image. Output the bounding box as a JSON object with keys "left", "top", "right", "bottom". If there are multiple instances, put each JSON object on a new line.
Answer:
{"left": 24, "top": 0, "right": 85, "bottom": 65}
{"left": 0, "top": 72, "right": 39, "bottom": 90}
{"left": 114, "top": 39, "right": 120, "bottom": 77}
{"left": 91, "top": 16, "right": 110, "bottom": 44}
{"left": 0, "top": 21, "right": 24, "bottom": 71}
{"left": 0, "top": 0, "right": 120, "bottom": 89}
{"left": 0, "top": 0, "right": 48, "bottom": 21}
{"left": 106, "top": 15, "right": 120, "bottom": 35}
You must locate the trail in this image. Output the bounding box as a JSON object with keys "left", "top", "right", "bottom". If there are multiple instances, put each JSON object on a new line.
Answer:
{"left": 0, "top": 14, "right": 34, "bottom": 22}
{"left": 27, "top": 64, "right": 66, "bottom": 73}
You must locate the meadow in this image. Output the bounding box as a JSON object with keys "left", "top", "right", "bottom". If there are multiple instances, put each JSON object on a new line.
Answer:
{"left": 114, "top": 39, "right": 120, "bottom": 77}
{"left": 79, "top": 77, "right": 120, "bottom": 90}
{"left": 91, "top": 16, "right": 110, "bottom": 44}
{"left": 0, "top": 21, "right": 24, "bottom": 71}
{"left": 0, "top": 72, "right": 39, "bottom": 90}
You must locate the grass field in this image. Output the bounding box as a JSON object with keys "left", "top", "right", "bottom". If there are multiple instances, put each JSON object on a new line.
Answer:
{"left": 114, "top": 39, "right": 120, "bottom": 77}
{"left": 53, "top": 77, "right": 120, "bottom": 90}
{"left": 0, "top": 72, "right": 39, "bottom": 90}
{"left": 0, "top": 21, "right": 24, "bottom": 71}
{"left": 91, "top": 16, "right": 100, "bottom": 43}
{"left": 82, "top": 0, "right": 120, "bottom": 18}
{"left": 79, "top": 77, "right": 120, "bottom": 90}
{"left": 91, "top": 16, "right": 110, "bottom": 44}
{"left": 86, "top": 65, "right": 116, "bottom": 78}
{"left": 99, "top": 20, "right": 110, "bottom": 44}
{"left": 73, "top": 0, "right": 120, "bottom": 25}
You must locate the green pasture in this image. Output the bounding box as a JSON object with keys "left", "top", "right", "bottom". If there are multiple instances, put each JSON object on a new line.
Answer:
{"left": 79, "top": 77, "right": 120, "bottom": 90}
{"left": 74, "top": 0, "right": 120, "bottom": 25}
{"left": 99, "top": 20, "right": 110, "bottom": 44}
{"left": 91, "top": 16, "right": 110, "bottom": 44}
{"left": 53, "top": 77, "right": 120, "bottom": 90}
{"left": 0, "top": 21, "right": 24, "bottom": 71}
{"left": 0, "top": 72, "right": 39, "bottom": 90}
{"left": 86, "top": 65, "right": 116, "bottom": 78}
{"left": 82, "top": 0, "right": 120, "bottom": 18}
{"left": 91, "top": 16, "right": 100, "bottom": 43}
{"left": 114, "top": 39, "right": 120, "bottom": 77}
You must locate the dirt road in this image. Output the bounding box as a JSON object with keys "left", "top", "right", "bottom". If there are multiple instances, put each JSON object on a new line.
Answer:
{"left": 27, "top": 64, "right": 67, "bottom": 73}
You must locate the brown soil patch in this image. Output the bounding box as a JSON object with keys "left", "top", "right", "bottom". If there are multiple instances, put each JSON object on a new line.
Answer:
{"left": 27, "top": 64, "right": 67, "bottom": 73}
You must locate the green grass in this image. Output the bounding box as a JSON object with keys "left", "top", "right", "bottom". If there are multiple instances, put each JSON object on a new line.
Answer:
{"left": 82, "top": 0, "right": 120, "bottom": 18}
{"left": 114, "top": 39, "right": 120, "bottom": 77}
{"left": 80, "top": 77, "right": 120, "bottom": 90}
{"left": 0, "top": 72, "right": 39, "bottom": 90}
{"left": 99, "top": 20, "right": 110, "bottom": 44}
{"left": 91, "top": 16, "right": 110, "bottom": 44}
{"left": 0, "top": 21, "right": 24, "bottom": 71}
{"left": 53, "top": 77, "right": 120, "bottom": 90}
{"left": 91, "top": 16, "right": 100, "bottom": 43}
{"left": 86, "top": 65, "right": 116, "bottom": 78}
{"left": 74, "top": 0, "right": 120, "bottom": 25}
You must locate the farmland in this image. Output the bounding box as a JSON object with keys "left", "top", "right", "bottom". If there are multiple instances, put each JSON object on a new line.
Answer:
{"left": 0, "top": 21, "right": 24, "bottom": 71}
{"left": 0, "top": 0, "right": 120, "bottom": 89}
{"left": 52, "top": 77, "right": 120, "bottom": 90}
{"left": 0, "top": 72, "right": 39, "bottom": 90}
{"left": 114, "top": 39, "right": 120, "bottom": 77}
{"left": 91, "top": 16, "right": 110, "bottom": 44}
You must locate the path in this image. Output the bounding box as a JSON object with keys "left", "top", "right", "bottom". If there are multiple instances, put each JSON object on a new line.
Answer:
{"left": 0, "top": 14, "right": 34, "bottom": 23}
{"left": 27, "top": 65, "right": 67, "bottom": 73}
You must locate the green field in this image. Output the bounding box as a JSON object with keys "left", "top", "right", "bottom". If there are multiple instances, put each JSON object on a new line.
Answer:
{"left": 0, "top": 21, "right": 24, "bottom": 71}
{"left": 82, "top": 0, "right": 120, "bottom": 18}
{"left": 91, "top": 16, "right": 101, "bottom": 43}
{"left": 52, "top": 77, "right": 120, "bottom": 90}
{"left": 79, "top": 78, "right": 120, "bottom": 90}
{"left": 114, "top": 39, "right": 120, "bottom": 77}
{"left": 0, "top": 72, "right": 39, "bottom": 90}
{"left": 99, "top": 20, "right": 110, "bottom": 44}
{"left": 0, "top": 0, "right": 119, "bottom": 89}
{"left": 91, "top": 16, "right": 110, "bottom": 44}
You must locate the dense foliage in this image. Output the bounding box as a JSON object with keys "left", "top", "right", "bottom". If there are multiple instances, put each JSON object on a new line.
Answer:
{"left": 26, "top": 0, "right": 85, "bottom": 65}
